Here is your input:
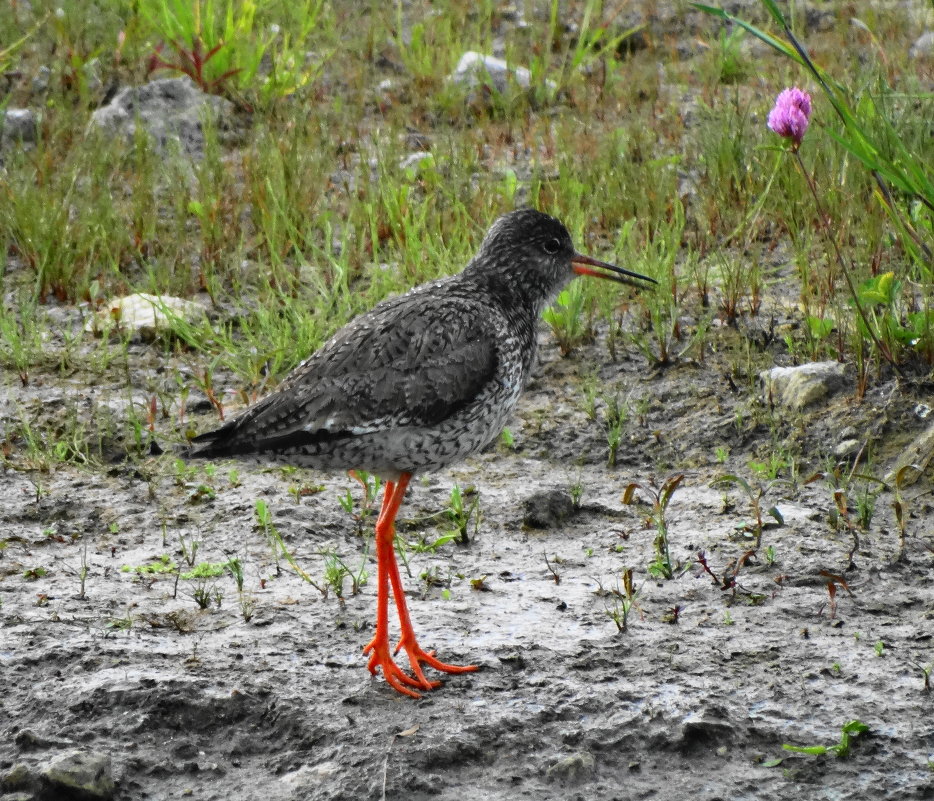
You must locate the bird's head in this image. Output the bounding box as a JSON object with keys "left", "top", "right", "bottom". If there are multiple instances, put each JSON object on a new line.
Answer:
{"left": 470, "top": 209, "right": 656, "bottom": 313}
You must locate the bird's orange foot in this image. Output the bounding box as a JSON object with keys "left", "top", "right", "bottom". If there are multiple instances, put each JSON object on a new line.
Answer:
{"left": 364, "top": 635, "right": 439, "bottom": 698}
{"left": 363, "top": 635, "right": 477, "bottom": 698}
{"left": 394, "top": 635, "right": 478, "bottom": 689}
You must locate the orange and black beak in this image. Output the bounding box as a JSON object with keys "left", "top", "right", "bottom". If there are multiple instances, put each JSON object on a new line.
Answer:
{"left": 571, "top": 253, "right": 656, "bottom": 289}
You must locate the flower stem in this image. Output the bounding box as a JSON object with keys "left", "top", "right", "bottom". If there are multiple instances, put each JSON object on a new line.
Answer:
{"left": 791, "top": 149, "right": 899, "bottom": 371}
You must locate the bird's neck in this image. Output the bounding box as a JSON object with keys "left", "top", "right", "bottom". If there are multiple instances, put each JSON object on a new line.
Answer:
{"left": 460, "top": 262, "right": 569, "bottom": 381}
{"left": 463, "top": 260, "right": 566, "bottom": 324}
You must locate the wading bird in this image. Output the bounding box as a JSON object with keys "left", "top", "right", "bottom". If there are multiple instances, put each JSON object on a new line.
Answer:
{"left": 191, "top": 209, "right": 655, "bottom": 697}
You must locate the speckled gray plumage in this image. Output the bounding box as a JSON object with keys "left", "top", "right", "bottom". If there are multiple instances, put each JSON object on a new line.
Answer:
{"left": 191, "top": 210, "right": 615, "bottom": 478}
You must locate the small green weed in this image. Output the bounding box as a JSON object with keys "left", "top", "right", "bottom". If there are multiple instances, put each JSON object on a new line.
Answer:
{"left": 600, "top": 567, "right": 640, "bottom": 633}
{"left": 805, "top": 466, "right": 886, "bottom": 568}
{"left": 254, "top": 499, "right": 313, "bottom": 583}
{"left": 602, "top": 392, "right": 627, "bottom": 468}
{"left": 499, "top": 427, "right": 515, "bottom": 450}
{"left": 711, "top": 473, "right": 785, "bottom": 549}
{"left": 782, "top": 720, "right": 869, "bottom": 759}
{"left": 623, "top": 474, "right": 685, "bottom": 579}
{"left": 445, "top": 484, "right": 479, "bottom": 544}
{"left": 140, "top": 0, "right": 329, "bottom": 105}
{"left": 316, "top": 549, "right": 368, "bottom": 600}
{"left": 543, "top": 282, "right": 590, "bottom": 356}
{"left": 23, "top": 566, "right": 48, "bottom": 581}
{"left": 121, "top": 554, "right": 178, "bottom": 575}
{"left": 179, "top": 561, "right": 229, "bottom": 608}
{"left": 339, "top": 470, "right": 380, "bottom": 532}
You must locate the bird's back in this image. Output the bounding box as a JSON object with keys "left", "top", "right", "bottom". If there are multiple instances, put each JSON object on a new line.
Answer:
{"left": 191, "top": 273, "right": 537, "bottom": 479}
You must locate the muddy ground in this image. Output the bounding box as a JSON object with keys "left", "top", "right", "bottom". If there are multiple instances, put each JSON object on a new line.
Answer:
{"left": 2, "top": 306, "right": 933, "bottom": 800}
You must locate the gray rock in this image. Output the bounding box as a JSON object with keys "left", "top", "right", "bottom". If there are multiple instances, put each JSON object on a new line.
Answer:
{"left": 448, "top": 51, "right": 556, "bottom": 94}
{"left": 523, "top": 489, "right": 575, "bottom": 529}
{"left": 1, "top": 763, "right": 34, "bottom": 790}
{"left": 760, "top": 361, "right": 847, "bottom": 409}
{"left": 40, "top": 750, "right": 114, "bottom": 799}
{"left": 885, "top": 420, "right": 934, "bottom": 488}
{"left": 1, "top": 108, "right": 39, "bottom": 145}
{"left": 909, "top": 31, "right": 934, "bottom": 60}
{"left": 678, "top": 713, "right": 735, "bottom": 754}
{"left": 90, "top": 77, "right": 236, "bottom": 158}
{"left": 546, "top": 751, "right": 595, "bottom": 781}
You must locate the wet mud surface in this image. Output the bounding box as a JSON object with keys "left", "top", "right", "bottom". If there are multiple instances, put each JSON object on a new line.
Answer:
{"left": 2, "top": 324, "right": 933, "bottom": 800}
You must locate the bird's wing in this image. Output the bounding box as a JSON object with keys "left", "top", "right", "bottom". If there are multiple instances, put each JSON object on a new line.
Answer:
{"left": 192, "top": 291, "right": 498, "bottom": 455}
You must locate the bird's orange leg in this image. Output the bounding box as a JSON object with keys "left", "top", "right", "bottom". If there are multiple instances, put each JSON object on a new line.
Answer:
{"left": 362, "top": 477, "right": 424, "bottom": 697}
{"left": 362, "top": 473, "right": 477, "bottom": 697}
{"left": 384, "top": 481, "right": 477, "bottom": 687}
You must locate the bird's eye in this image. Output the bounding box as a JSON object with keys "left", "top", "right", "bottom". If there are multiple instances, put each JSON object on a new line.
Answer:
{"left": 543, "top": 238, "right": 562, "bottom": 255}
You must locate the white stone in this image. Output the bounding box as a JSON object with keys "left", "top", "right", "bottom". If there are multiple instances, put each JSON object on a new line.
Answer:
{"left": 448, "top": 51, "right": 555, "bottom": 93}
{"left": 834, "top": 439, "right": 861, "bottom": 458}
{"left": 760, "top": 361, "right": 847, "bottom": 409}
{"left": 85, "top": 293, "right": 206, "bottom": 339}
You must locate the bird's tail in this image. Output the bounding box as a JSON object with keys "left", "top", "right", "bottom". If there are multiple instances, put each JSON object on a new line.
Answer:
{"left": 187, "top": 420, "right": 242, "bottom": 458}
